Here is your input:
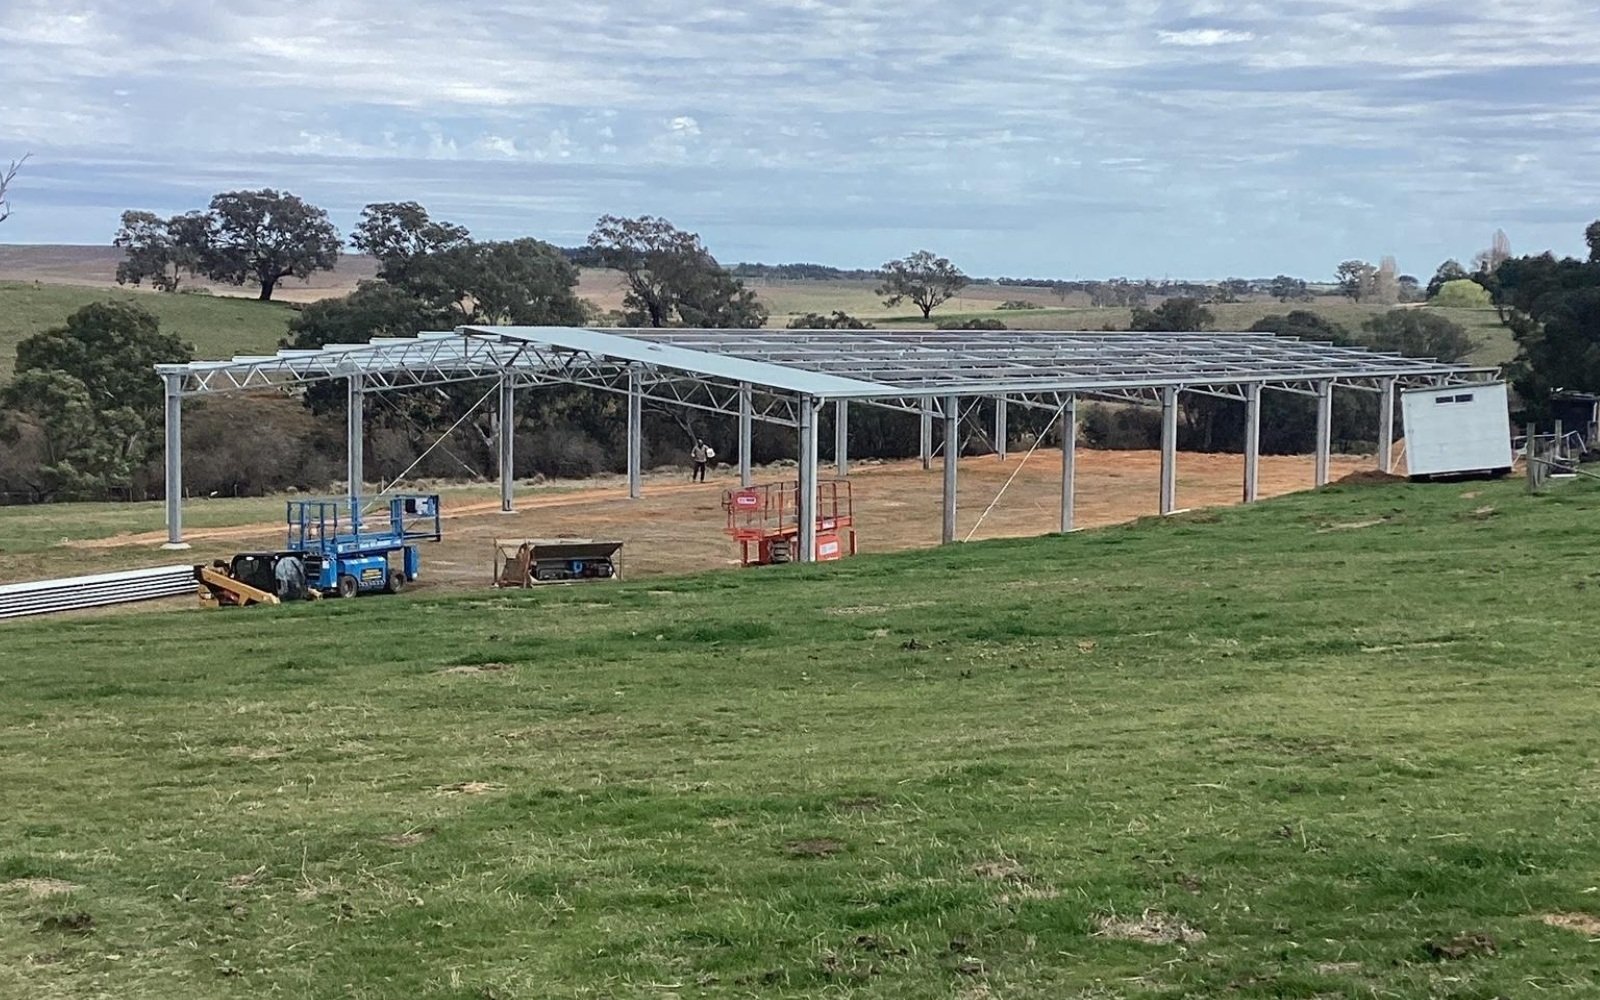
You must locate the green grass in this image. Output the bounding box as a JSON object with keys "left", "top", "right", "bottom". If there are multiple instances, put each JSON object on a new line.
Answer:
{"left": 5, "top": 476, "right": 1600, "bottom": 997}
{"left": 0, "top": 493, "right": 324, "bottom": 583}
{"left": 0, "top": 282, "right": 295, "bottom": 378}
{"left": 0, "top": 482, "right": 593, "bottom": 582}
{"left": 0, "top": 497, "right": 288, "bottom": 554}
{"left": 1435, "top": 306, "right": 1514, "bottom": 366}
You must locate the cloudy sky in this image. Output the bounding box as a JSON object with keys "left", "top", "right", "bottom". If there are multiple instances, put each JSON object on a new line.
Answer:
{"left": 3, "top": 0, "right": 1598, "bottom": 277}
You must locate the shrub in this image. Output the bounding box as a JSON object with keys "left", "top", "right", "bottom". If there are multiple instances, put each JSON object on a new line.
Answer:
{"left": 518, "top": 425, "right": 611, "bottom": 479}
{"left": 1431, "top": 279, "right": 1492, "bottom": 309}
{"left": 786, "top": 311, "right": 874, "bottom": 330}
{"left": 1079, "top": 403, "right": 1162, "bottom": 450}
{"left": 1362, "top": 310, "right": 1476, "bottom": 362}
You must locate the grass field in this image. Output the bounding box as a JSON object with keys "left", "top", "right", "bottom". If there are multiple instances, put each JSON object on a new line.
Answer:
{"left": 0, "top": 281, "right": 296, "bottom": 378}
{"left": 0, "top": 487, "right": 503, "bottom": 556}
{"left": 5, "top": 475, "right": 1600, "bottom": 998}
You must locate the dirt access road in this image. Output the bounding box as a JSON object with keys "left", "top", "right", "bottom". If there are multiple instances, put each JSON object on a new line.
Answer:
{"left": 83, "top": 449, "right": 1371, "bottom": 591}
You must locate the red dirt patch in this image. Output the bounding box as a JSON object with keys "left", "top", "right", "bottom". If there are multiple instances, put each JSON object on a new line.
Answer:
{"left": 61, "top": 450, "right": 1375, "bottom": 594}
{"left": 1335, "top": 469, "right": 1406, "bottom": 486}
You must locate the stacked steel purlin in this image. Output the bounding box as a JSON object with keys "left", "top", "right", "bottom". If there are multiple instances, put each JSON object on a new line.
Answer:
{"left": 0, "top": 565, "right": 195, "bottom": 619}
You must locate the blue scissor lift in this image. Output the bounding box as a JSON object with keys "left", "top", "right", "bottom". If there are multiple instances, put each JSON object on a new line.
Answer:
{"left": 286, "top": 494, "right": 442, "bottom": 598}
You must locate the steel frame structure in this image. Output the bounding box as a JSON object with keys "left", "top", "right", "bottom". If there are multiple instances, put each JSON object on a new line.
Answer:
{"left": 155, "top": 326, "right": 1498, "bottom": 558}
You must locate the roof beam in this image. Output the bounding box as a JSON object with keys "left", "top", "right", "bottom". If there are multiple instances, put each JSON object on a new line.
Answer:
{"left": 154, "top": 327, "right": 1499, "bottom": 403}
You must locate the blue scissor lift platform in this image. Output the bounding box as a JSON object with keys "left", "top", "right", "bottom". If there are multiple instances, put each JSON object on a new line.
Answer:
{"left": 286, "top": 494, "right": 441, "bottom": 598}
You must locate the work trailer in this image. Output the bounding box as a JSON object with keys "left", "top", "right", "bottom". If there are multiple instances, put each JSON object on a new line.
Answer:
{"left": 1400, "top": 382, "right": 1514, "bottom": 480}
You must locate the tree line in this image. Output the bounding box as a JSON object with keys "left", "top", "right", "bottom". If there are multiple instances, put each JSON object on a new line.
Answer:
{"left": 1486, "top": 222, "right": 1600, "bottom": 420}
{"left": 0, "top": 186, "right": 979, "bottom": 502}
{"left": 1399, "top": 220, "right": 1600, "bottom": 422}
{"left": 3, "top": 170, "right": 1596, "bottom": 503}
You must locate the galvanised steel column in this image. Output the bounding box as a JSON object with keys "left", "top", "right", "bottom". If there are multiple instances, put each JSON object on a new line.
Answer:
{"left": 994, "top": 396, "right": 1008, "bottom": 460}
{"left": 1243, "top": 383, "right": 1262, "bottom": 503}
{"left": 797, "top": 395, "right": 819, "bottom": 562}
{"left": 1060, "top": 395, "right": 1077, "bottom": 533}
{"left": 834, "top": 399, "right": 849, "bottom": 477}
{"left": 498, "top": 375, "right": 516, "bottom": 513}
{"left": 346, "top": 373, "right": 364, "bottom": 503}
{"left": 627, "top": 368, "right": 643, "bottom": 499}
{"left": 161, "top": 373, "right": 188, "bottom": 549}
{"left": 1378, "top": 377, "right": 1396, "bottom": 474}
{"left": 1159, "top": 386, "right": 1178, "bottom": 515}
{"left": 919, "top": 397, "right": 933, "bottom": 470}
{"left": 1315, "top": 379, "right": 1333, "bottom": 486}
{"left": 738, "top": 381, "right": 753, "bottom": 487}
{"left": 942, "top": 394, "right": 959, "bottom": 543}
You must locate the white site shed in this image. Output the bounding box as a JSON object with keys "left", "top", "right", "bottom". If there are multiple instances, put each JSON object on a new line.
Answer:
{"left": 1401, "top": 381, "right": 1514, "bottom": 479}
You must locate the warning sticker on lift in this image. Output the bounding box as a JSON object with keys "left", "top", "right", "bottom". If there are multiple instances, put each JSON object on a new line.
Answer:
{"left": 733, "top": 491, "right": 760, "bottom": 509}
{"left": 361, "top": 568, "right": 383, "bottom": 582}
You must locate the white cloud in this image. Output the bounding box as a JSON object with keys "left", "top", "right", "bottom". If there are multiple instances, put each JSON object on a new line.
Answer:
{"left": 1157, "top": 28, "right": 1256, "bottom": 47}
{"left": 2, "top": 0, "right": 1600, "bottom": 273}
{"left": 476, "top": 135, "right": 520, "bottom": 158}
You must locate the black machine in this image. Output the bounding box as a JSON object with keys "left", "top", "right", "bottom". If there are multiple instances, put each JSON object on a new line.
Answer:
{"left": 226, "top": 552, "right": 316, "bottom": 601}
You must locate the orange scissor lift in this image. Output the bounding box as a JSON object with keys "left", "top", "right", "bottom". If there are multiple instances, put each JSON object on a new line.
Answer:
{"left": 721, "top": 480, "right": 858, "bottom": 566}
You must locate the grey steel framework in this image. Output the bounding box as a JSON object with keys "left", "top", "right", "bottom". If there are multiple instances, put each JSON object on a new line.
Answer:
{"left": 154, "top": 326, "right": 1498, "bottom": 558}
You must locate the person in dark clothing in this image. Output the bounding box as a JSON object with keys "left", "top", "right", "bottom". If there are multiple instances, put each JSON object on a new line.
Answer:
{"left": 690, "top": 440, "right": 713, "bottom": 482}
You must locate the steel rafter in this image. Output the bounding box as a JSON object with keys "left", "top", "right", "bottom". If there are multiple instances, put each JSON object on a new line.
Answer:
{"left": 615, "top": 328, "right": 1496, "bottom": 397}
{"left": 510, "top": 362, "right": 801, "bottom": 427}
{"left": 156, "top": 326, "right": 1500, "bottom": 406}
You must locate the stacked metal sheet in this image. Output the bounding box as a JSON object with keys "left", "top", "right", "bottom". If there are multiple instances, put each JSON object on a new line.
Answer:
{"left": 0, "top": 565, "right": 194, "bottom": 619}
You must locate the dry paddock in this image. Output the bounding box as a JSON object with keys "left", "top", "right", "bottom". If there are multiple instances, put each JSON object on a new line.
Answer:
{"left": 79, "top": 449, "right": 1375, "bottom": 593}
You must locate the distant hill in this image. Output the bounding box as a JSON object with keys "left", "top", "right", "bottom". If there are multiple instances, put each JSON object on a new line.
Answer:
{"left": 0, "top": 244, "right": 377, "bottom": 302}
{"left": 0, "top": 247, "right": 1515, "bottom": 378}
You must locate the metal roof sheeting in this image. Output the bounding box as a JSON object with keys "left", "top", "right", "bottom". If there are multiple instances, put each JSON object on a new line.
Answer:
{"left": 0, "top": 565, "right": 195, "bottom": 619}
{"left": 614, "top": 328, "right": 1490, "bottom": 396}
{"left": 156, "top": 326, "right": 1494, "bottom": 399}
{"left": 464, "top": 326, "right": 898, "bottom": 397}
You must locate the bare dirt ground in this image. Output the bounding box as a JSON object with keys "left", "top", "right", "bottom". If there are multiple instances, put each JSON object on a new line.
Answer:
{"left": 75, "top": 450, "right": 1369, "bottom": 593}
